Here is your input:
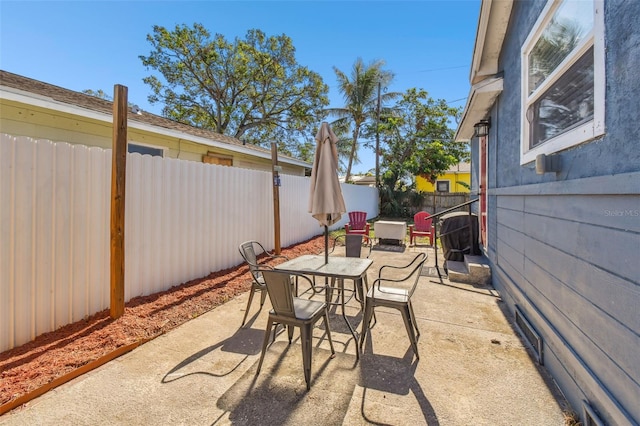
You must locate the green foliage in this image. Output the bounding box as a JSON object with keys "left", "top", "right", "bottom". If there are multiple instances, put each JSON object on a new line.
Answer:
{"left": 82, "top": 89, "right": 111, "bottom": 100}
{"left": 376, "top": 89, "right": 468, "bottom": 217}
{"left": 378, "top": 88, "right": 467, "bottom": 189}
{"left": 326, "top": 58, "right": 399, "bottom": 182}
{"left": 139, "top": 24, "right": 329, "bottom": 156}
{"left": 457, "top": 181, "right": 471, "bottom": 190}
{"left": 378, "top": 171, "right": 411, "bottom": 217}
{"left": 82, "top": 89, "right": 136, "bottom": 108}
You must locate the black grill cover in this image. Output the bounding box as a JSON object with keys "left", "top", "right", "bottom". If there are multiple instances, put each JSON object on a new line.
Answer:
{"left": 439, "top": 212, "right": 480, "bottom": 261}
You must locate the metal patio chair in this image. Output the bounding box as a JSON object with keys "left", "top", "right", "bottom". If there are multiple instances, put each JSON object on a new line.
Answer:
{"left": 256, "top": 270, "right": 336, "bottom": 390}
{"left": 409, "top": 211, "right": 435, "bottom": 246}
{"left": 359, "top": 252, "right": 427, "bottom": 359}
{"left": 238, "top": 240, "right": 290, "bottom": 326}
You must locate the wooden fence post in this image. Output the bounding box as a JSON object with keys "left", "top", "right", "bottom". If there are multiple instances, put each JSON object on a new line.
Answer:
{"left": 271, "top": 142, "right": 281, "bottom": 254}
{"left": 110, "top": 85, "right": 127, "bottom": 319}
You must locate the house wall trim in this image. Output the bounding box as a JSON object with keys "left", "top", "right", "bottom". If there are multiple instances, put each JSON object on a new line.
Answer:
{"left": 488, "top": 171, "right": 640, "bottom": 196}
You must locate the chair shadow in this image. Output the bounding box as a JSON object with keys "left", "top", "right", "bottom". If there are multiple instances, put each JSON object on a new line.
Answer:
{"left": 214, "top": 340, "right": 358, "bottom": 425}
{"left": 358, "top": 346, "right": 440, "bottom": 425}
{"left": 161, "top": 326, "right": 265, "bottom": 383}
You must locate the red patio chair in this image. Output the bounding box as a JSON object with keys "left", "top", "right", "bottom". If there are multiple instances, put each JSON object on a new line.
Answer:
{"left": 344, "top": 211, "right": 370, "bottom": 243}
{"left": 409, "top": 211, "right": 434, "bottom": 246}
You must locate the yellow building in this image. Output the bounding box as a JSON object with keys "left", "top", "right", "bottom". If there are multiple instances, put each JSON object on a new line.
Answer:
{"left": 416, "top": 162, "right": 470, "bottom": 193}
{"left": 0, "top": 70, "right": 309, "bottom": 176}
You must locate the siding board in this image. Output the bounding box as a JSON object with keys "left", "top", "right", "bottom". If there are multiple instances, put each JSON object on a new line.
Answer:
{"left": 525, "top": 235, "right": 639, "bottom": 336}
{"left": 524, "top": 211, "right": 639, "bottom": 281}
{"left": 525, "top": 195, "right": 640, "bottom": 232}
{"left": 497, "top": 206, "right": 524, "bottom": 232}
{"left": 522, "top": 255, "right": 639, "bottom": 417}
{"left": 497, "top": 234, "right": 525, "bottom": 276}
{"left": 496, "top": 195, "right": 525, "bottom": 211}
{"left": 497, "top": 222, "right": 525, "bottom": 254}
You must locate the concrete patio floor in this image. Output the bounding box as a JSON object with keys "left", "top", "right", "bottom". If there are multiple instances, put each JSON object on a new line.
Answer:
{"left": 0, "top": 244, "right": 570, "bottom": 425}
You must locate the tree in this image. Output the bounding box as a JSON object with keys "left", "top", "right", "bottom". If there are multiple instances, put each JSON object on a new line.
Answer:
{"left": 326, "top": 58, "right": 397, "bottom": 183}
{"left": 82, "top": 89, "right": 138, "bottom": 109}
{"left": 139, "top": 24, "right": 329, "bottom": 155}
{"left": 378, "top": 88, "right": 467, "bottom": 215}
{"left": 82, "top": 89, "right": 111, "bottom": 100}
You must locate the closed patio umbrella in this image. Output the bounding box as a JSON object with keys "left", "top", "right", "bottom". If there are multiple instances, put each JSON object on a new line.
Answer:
{"left": 308, "top": 122, "right": 347, "bottom": 264}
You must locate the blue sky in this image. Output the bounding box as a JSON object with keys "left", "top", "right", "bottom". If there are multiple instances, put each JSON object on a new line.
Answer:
{"left": 0, "top": 0, "right": 480, "bottom": 173}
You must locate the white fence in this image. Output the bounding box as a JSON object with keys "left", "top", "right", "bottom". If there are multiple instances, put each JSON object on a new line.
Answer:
{"left": 0, "top": 134, "right": 378, "bottom": 352}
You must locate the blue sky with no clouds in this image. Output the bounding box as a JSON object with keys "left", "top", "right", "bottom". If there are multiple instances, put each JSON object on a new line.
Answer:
{"left": 0, "top": 0, "right": 480, "bottom": 173}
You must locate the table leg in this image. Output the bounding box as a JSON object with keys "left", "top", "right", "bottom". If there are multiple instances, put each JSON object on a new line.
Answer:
{"left": 339, "top": 278, "right": 360, "bottom": 360}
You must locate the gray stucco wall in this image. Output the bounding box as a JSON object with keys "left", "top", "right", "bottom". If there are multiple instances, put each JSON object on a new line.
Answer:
{"left": 481, "top": 1, "right": 640, "bottom": 424}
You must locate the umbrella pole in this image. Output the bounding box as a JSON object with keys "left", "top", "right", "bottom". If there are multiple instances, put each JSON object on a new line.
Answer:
{"left": 324, "top": 225, "right": 329, "bottom": 264}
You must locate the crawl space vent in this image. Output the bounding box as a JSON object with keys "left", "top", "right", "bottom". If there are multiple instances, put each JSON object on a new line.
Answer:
{"left": 583, "top": 400, "right": 604, "bottom": 426}
{"left": 514, "top": 306, "right": 543, "bottom": 365}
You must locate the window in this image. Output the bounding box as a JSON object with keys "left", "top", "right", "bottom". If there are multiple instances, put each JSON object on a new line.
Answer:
{"left": 203, "top": 152, "right": 233, "bottom": 166}
{"left": 521, "top": 0, "right": 605, "bottom": 164}
{"left": 128, "top": 143, "right": 164, "bottom": 157}
{"left": 436, "top": 181, "right": 450, "bottom": 193}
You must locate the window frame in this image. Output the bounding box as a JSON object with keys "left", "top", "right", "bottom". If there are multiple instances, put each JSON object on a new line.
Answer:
{"left": 436, "top": 180, "right": 450, "bottom": 193}
{"left": 520, "top": 0, "right": 605, "bottom": 165}
{"left": 128, "top": 142, "right": 165, "bottom": 158}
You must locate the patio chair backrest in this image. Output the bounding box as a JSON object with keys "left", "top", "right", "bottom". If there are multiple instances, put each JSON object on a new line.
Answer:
{"left": 348, "top": 211, "right": 368, "bottom": 231}
{"left": 327, "top": 234, "right": 371, "bottom": 258}
{"left": 261, "top": 270, "right": 296, "bottom": 319}
{"left": 378, "top": 252, "right": 427, "bottom": 298}
{"left": 239, "top": 241, "right": 265, "bottom": 281}
{"left": 413, "top": 211, "right": 433, "bottom": 232}
{"left": 344, "top": 234, "right": 364, "bottom": 258}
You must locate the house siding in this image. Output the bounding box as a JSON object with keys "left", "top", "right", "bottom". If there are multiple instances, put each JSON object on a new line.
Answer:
{"left": 0, "top": 91, "right": 308, "bottom": 176}
{"left": 481, "top": 1, "right": 640, "bottom": 424}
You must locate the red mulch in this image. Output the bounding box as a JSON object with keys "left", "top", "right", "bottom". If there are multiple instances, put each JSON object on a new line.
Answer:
{"left": 0, "top": 236, "right": 325, "bottom": 408}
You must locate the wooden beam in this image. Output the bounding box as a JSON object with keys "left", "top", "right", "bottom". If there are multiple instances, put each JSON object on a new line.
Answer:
{"left": 110, "top": 85, "right": 127, "bottom": 319}
{"left": 271, "top": 142, "right": 281, "bottom": 254}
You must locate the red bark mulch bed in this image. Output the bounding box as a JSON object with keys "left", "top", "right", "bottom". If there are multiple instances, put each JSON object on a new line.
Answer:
{"left": 0, "top": 236, "right": 325, "bottom": 411}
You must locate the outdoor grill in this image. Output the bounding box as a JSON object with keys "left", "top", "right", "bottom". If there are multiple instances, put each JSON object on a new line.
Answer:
{"left": 438, "top": 211, "right": 480, "bottom": 262}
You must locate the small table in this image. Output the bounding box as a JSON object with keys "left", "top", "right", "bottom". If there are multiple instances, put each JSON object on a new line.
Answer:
{"left": 275, "top": 254, "right": 372, "bottom": 358}
{"left": 374, "top": 220, "right": 407, "bottom": 245}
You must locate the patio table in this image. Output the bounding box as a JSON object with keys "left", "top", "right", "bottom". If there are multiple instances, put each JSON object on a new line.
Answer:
{"left": 274, "top": 254, "right": 373, "bottom": 359}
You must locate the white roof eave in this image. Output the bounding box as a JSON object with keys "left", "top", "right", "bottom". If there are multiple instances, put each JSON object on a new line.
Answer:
{"left": 455, "top": 0, "right": 512, "bottom": 142}
{"left": 470, "top": 0, "right": 514, "bottom": 85}
{"left": 454, "top": 77, "right": 504, "bottom": 142}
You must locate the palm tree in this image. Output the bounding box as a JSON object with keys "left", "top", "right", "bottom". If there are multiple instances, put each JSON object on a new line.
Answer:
{"left": 326, "top": 58, "right": 396, "bottom": 183}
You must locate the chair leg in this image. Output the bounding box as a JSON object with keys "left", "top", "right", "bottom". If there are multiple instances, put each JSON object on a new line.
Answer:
{"left": 354, "top": 278, "right": 363, "bottom": 308}
{"left": 408, "top": 300, "right": 420, "bottom": 337}
{"left": 259, "top": 286, "right": 267, "bottom": 306}
{"left": 242, "top": 286, "right": 257, "bottom": 326}
{"left": 323, "top": 311, "right": 336, "bottom": 357}
{"left": 359, "top": 301, "right": 374, "bottom": 349}
{"left": 287, "top": 325, "right": 295, "bottom": 343}
{"left": 361, "top": 276, "right": 377, "bottom": 326}
{"left": 300, "top": 324, "right": 312, "bottom": 390}
{"left": 400, "top": 306, "right": 420, "bottom": 359}
{"left": 256, "top": 318, "right": 275, "bottom": 375}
